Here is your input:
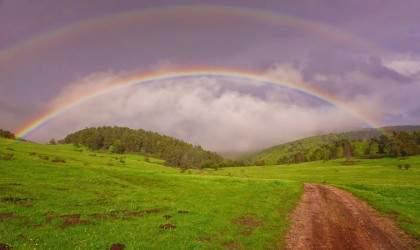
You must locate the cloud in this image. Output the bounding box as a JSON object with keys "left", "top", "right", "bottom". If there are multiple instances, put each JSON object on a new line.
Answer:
{"left": 28, "top": 69, "right": 366, "bottom": 153}
{"left": 383, "top": 55, "right": 420, "bottom": 76}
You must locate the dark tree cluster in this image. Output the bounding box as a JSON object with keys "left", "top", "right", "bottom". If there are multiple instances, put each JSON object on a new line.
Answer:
{"left": 276, "top": 131, "right": 420, "bottom": 165}
{"left": 64, "top": 126, "right": 223, "bottom": 169}
{"left": 0, "top": 129, "right": 15, "bottom": 139}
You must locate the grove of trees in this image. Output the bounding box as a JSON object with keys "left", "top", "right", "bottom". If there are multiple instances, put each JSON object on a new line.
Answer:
{"left": 64, "top": 126, "right": 224, "bottom": 169}
{"left": 275, "top": 131, "right": 420, "bottom": 165}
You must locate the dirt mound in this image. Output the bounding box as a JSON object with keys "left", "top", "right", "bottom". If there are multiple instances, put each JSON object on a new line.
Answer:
{"left": 285, "top": 184, "right": 419, "bottom": 250}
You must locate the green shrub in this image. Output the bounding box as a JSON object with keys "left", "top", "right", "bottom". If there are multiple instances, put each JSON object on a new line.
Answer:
{"left": 404, "top": 163, "right": 411, "bottom": 170}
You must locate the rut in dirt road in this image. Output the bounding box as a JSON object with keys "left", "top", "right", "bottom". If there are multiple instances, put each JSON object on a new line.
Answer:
{"left": 285, "top": 184, "right": 418, "bottom": 250}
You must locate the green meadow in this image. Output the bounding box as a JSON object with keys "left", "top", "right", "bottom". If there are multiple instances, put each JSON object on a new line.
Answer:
{"left": 1, "top": 138, "right": 419, "bottom": 249}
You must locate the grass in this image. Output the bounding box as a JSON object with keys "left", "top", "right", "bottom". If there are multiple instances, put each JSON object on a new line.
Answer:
{"left": 1, "top": 138, "right": 419, "bottom": 248}
{"left": 205, "top": 157, "right": 420, "bottom": 239}
{"left": 0, "top": 138, "right": 300, "bottom": 249}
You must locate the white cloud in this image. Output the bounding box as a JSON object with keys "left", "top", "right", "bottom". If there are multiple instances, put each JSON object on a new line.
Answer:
{"left": 28, "top": 70, "right": 366, "bottom": 153}
{"left": 383, "top": 55, "right": 420, "bottom": 76}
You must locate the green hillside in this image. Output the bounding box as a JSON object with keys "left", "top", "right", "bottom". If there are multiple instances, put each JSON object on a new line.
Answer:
{"left": 251, "top": 125, "right": 420, "bottom": 165}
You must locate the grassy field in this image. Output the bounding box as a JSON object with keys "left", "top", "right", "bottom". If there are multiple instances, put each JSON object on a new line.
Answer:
{"left": 205, "top": 157, "right": 420, "bottom": 239}
{"left": 0, "top": 139, "right": 301, "bottom": 249}
{"left": 1, "top": 139, "right": 419, "bottom": 249}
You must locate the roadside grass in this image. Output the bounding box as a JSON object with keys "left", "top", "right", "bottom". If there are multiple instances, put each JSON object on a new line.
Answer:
{"left": 205, "top": 157, "right": 420, "bottom": 239}
{"left": 0, "top": 139, "right": 301, "bottom": 249}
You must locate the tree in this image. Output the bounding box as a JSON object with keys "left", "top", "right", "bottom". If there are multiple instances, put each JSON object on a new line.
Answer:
{"left": 112, "top": 139, "right": 124, "bottom": 154}
{"left": 49, "top": 138, "right": 56, "bottom": 145}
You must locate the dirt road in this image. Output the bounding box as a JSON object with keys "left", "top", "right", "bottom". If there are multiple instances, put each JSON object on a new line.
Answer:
{"left": 284, "top": 184, "right": 418, "bottom": 250}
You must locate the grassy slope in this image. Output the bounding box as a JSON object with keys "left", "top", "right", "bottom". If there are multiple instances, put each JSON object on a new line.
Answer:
{"left": 0, "top": 139, "right": 300, "bottom": 249}
{"left": 1, "top": 138, "right": 419, "bottom": 248}
{"left": 206, "top": 157, "right": 420, "bottom": 239}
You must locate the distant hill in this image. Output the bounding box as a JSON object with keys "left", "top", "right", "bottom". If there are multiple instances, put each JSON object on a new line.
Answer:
{"left": 64, "top": 126, "right": 223, "bottom": 169}
{"left": 251, "top": 125, "right": 420, "bottom": 165}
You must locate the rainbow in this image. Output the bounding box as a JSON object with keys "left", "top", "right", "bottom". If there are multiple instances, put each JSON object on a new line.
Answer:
{"left": 0, "top": 5, "right": 384, "bottom": 65}
{"left": 15, "top": 68, "right": 384, "bottom": 139}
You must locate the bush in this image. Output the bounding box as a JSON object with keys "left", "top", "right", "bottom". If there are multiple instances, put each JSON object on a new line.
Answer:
{"left": 51, "top": 157, "right": 66, "bottom": 163}
{"left": 2, "top": 153, "right": 14, "bottom": 160}
{"left": 29, "top": 152, "right": 36, "bottom": 156}
{"left": 404, "top": 163, "right": 411, "bottom": 170}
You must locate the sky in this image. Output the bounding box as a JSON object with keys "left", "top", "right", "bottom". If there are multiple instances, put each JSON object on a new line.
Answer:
{"left": 1, "top": 0, "right": 419, "bottom": 154}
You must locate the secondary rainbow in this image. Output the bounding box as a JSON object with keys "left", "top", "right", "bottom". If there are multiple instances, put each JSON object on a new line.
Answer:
{"left": 0, "top": 5, "right": 384, "bottom": 65}
{"left": 15, "top": 68, "right": 384, "bottom": 139}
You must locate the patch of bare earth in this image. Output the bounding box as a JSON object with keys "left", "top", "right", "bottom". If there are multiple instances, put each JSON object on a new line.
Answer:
{"left": 0, "top": 213, "right": 25, "bottom": 221}
{"left": 60, "top": 214, "right": 91, "bottom": 228}
{"left": 231, "top": 216, "right": 263, "bottom": 236}
{"left": 109, "top": 243, "right": 125, "bottom": 250}
{"left": 285, "top": 184, "right": 419, "bottom": 250}
{"left": 159, "top": 223, "right": 176, "bottom": 230}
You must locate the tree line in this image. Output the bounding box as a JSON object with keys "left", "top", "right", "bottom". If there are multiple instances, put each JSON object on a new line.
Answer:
{"left": 0, "top": 129, "right": 15, "bottom": 139}
{"left": 64, "top": 126, "right": 224, "bottom": 169}
{"left": 276, "top": 131, "right": 420, "bottom": 165}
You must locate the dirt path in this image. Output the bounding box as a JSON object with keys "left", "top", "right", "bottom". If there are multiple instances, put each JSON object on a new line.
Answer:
{"left": 284, "top": 184, "right": 418, "bottom": 250}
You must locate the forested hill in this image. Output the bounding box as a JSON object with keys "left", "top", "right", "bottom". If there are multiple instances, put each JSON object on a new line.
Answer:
{"left": 251, "top": 125, "right": 420, "bottom": 165}
{"left": 64, "top": 126, "right": 223, "bottom": 169}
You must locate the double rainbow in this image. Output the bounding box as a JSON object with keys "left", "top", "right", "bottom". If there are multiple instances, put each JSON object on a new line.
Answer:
{"left": 1, "top": 5, "right": 384, "bottom": 65}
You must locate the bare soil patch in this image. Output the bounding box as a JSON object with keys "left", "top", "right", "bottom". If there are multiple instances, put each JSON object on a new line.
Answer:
{"left": 220, "top": 241, "right": 239, "bottom": 249}
{"left": 163, "top": 215, "right": 172, "bottom": 220}
{"left": 159, "top": 223, "right": 176, "bottom": 230}
{"left": 60, "top": 214, "right": 91, "bottom": 228}
{"left": 109, "top": 243, "right": 125, "bottom": 250}
{"left": 285, "top": 184, "right": 419, "bottom": 250}
{"left": 0, "top": 213, "right": 25, "bottom": 221}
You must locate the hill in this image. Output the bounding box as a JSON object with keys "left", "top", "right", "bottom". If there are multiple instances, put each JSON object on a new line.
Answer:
{"left": 250, "top": 125, "right": 420, "bottom": 165}
{"left": 64, "top": 126, "right": 223, "bottom": 169}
